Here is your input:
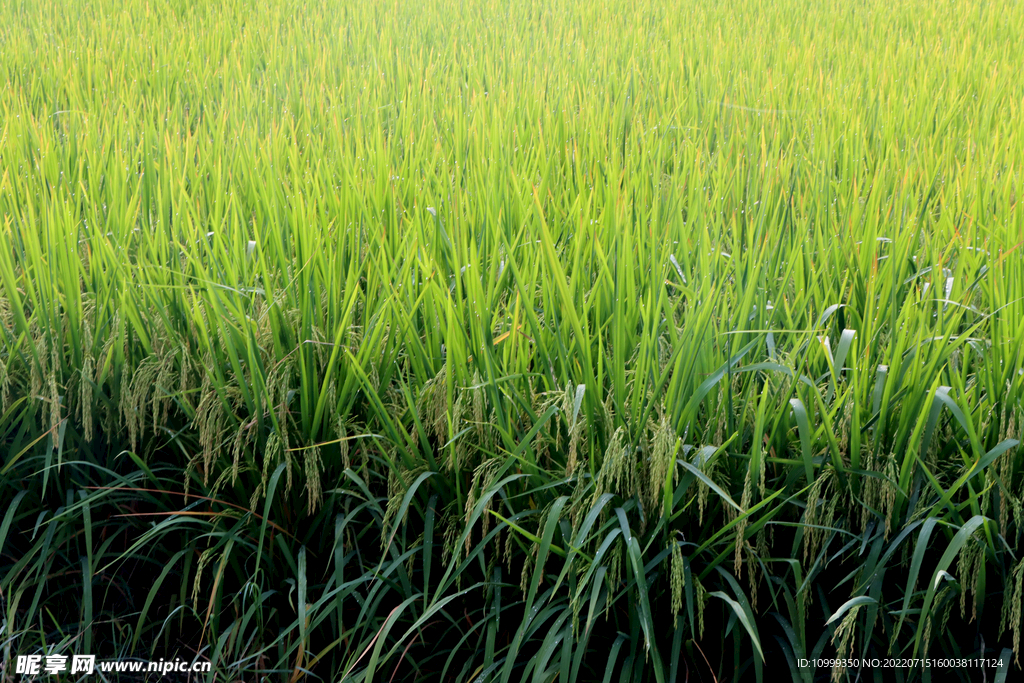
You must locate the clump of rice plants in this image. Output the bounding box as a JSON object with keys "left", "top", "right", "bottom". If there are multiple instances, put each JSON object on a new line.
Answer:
{"left": 2, "top": 0, "right": 1023, "bottom": 680}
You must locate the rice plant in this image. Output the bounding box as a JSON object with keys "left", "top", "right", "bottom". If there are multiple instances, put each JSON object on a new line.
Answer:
{"left": 1, "top": 0, "right": 1023, "bottom": 680}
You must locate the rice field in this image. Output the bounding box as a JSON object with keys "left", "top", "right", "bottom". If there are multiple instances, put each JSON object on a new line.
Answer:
{"left": 2, "top": 0, "right": 1024, "bottom": 680}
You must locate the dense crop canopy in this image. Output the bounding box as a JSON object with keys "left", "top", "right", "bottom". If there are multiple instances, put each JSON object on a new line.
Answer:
{"left": 1, "top": 0, "right": 1023, "bottom": 680}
